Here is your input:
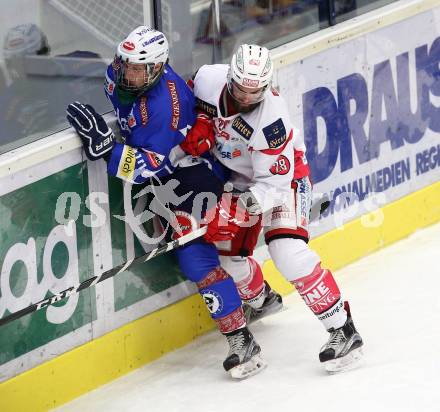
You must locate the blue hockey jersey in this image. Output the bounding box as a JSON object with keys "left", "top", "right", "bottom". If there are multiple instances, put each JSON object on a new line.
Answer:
{"left": 104, "top": 63, "right": 197, "bottom": 184}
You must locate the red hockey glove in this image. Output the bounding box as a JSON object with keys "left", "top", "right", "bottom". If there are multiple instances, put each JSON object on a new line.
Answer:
{"left": 203, "top": 196, "right": 254, "bottom": 243}
{"left": 181, "top": 113, "right": 215, "bottom": 156}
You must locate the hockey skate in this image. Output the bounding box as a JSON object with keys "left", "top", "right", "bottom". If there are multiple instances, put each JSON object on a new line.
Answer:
{"left": 243, "top": 281, "right": 283, "bottom": 324}
{"left": 223, "top": 327, "right": 267, "bottom": 379}
{"left": 319, "top": 302, "right": 363, "bottom": 373}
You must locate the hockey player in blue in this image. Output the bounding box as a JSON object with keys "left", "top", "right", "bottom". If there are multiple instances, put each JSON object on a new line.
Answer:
{"left": 66, "top": 26, "right": 265, "bottom": 379}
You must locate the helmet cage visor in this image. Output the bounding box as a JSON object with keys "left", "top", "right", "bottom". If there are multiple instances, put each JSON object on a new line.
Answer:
{"left": 227, "top": 78, "right": 268, "bottom": 105}
{"left": 112, "top": 55, "right": 162, "bottom": 93}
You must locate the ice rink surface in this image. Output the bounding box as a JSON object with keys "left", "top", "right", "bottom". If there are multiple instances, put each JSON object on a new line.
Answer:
{"left": 56, "top": 222, "right": 440, "bottom": 412}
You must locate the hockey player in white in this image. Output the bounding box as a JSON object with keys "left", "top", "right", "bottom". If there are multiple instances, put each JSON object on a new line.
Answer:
{"left": 183, "top": 44, "right": 364, "bottom": 372}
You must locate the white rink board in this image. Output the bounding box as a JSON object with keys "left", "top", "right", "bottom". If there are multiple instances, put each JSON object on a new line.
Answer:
{"left": 277, "top": 7, "right": 440, "bottom": 236}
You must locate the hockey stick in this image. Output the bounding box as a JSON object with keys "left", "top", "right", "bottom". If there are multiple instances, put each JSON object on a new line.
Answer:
{"left": 0, "top": 226, "right": 208, "bottom": 327}
{"left": 0, "top": 197, "right": 331, "bottom": 328}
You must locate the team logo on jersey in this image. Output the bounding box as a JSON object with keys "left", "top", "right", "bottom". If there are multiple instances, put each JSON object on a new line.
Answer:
{"left": 263, "top": 118, "right": 286, "bottom": 149}
{"left": 139, "top": 96, "right": 148, "bottom": 125}
{"left": 105, "top": 76, "right": 115, "bottom": 96}
{"left": 242, "top": 78, "right": 259, "bottom": 87}
{"left": 270, "top": 155, "right": 291, "bottom": 175}
{"left": 122, "top": 41, "right": 135, "bottom": 51}
{"left": 232, "top": 148, "right": 241, "bottom": 158}
{"left": 117, "top": 146, "right": 137, "bottom": 181}
{"left": 127, "top": 113, "right": 137, "bottom": 128}
{"left": 215, "top": 119, "right": 231, "bottom": 140}
{"left": 141, "top": 149, "right": 164, "bottom": 169}
{"left": 232, "top": 116, "right": 253, "bottom": 140}
{"left": 167, "top": 81, "right": 180, "bottom": 130}
{"left": 171, "top": 211, "right": 198, "bottom": 240}
{"left": 249, "top": 59, "right": 260, "bottom": 66}
{"left": 196, "top": 98, "right": 218, "bottom": 117}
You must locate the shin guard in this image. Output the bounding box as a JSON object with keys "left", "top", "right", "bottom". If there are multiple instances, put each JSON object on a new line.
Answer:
{"left": 292, "top": 264, "right": 347, "bottom": 330}
{"left": 196, "top": 267, "right": 245, "bottom": 333}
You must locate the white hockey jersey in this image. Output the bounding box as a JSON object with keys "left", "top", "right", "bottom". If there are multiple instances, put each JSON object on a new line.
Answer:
{"left": 193, "top": 64, "right": 308, "bottom": 213}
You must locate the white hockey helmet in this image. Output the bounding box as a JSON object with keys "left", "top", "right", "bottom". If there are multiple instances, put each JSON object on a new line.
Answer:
{"left": 227, "top": 44, "right": 273, "bottom": 105}
{"left": 113, "top": 26, "right": 169, "bottom": 93}
{"left": 3, "top": 23, "right": 50, "bottom": 79}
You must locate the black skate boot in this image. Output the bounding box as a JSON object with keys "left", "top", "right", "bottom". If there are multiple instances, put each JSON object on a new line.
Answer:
{"left": 223, "top": 326, "right": 267, "bottom": 379}
{"left": 243, "top": 281, "right": 283, "bottom": 324}
{"left": 319, "top": 301, "right": 363, "bottom": 373}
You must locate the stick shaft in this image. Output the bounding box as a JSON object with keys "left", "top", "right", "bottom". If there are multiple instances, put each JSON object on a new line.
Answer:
{"left": 0, "top": 226, "right": 207, "bottom": 327}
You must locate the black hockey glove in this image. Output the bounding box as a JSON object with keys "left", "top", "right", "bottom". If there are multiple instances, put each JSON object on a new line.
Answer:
{"left": 66, "top": 101, "right": 114, "bottom": 161}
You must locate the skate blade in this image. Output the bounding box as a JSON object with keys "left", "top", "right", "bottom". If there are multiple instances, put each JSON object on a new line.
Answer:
{"left": 323, "top": 347, "right": 363, "bottom": 374}
{"left": 229, "top": 354, "right": 267, "bottom": 380}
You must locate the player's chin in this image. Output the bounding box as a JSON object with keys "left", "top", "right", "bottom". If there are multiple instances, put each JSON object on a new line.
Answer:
{"left": 236, "top": 101, "right": 260, "bottom": 113}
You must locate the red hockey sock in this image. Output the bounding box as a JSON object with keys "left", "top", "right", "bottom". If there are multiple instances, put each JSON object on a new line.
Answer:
{"left": 292, "top": 263, "right": 347, "bottom": 330}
